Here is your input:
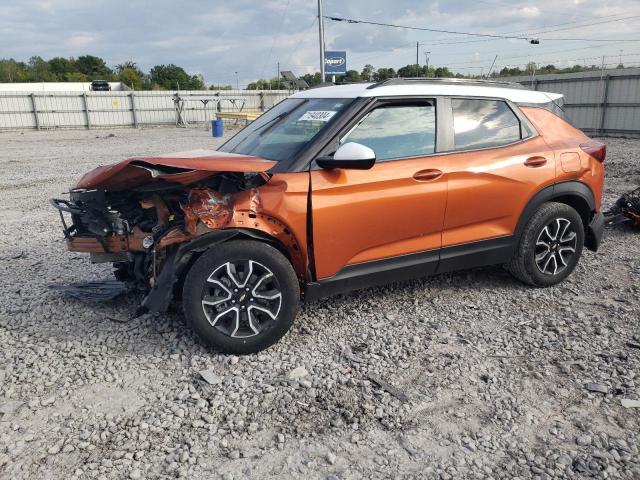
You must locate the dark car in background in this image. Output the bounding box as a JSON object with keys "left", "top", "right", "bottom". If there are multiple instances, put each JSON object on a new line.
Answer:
{"left": 90, "top": 80, "right": 111, "bottom": 91}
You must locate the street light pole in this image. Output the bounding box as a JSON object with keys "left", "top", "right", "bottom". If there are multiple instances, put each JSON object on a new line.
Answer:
{"left": 318, "top": 0, "right": 325, "bottom": 82}
{"left": 235, "top": 72, "right": 239, "bottom": 90}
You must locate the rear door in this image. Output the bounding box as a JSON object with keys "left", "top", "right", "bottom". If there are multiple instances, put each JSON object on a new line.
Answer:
{"left": 310, "top": 99, "right": 448, "bottom": 280}
{"left": 440, "top": 97, "right": 556, "bottom": 248}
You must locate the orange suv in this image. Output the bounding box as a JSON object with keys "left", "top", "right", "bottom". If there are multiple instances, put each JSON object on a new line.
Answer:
{"left": 52, "top": 78, "right": 606, "bottom": 353}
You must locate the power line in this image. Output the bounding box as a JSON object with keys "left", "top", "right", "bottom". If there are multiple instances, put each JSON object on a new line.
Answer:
{"left": 324, "top": 16, "right": 537, "bottom": 42}
{"left": 428, "top": 14, "right": 638, "bottom": 45}
{"left": 324, "top": 15, "right": 640, "bottom": 43}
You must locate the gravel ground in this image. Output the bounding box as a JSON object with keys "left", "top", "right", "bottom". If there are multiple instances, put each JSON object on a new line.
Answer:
{"left": 0, "top": 127, "right": 639, "bottom": 480}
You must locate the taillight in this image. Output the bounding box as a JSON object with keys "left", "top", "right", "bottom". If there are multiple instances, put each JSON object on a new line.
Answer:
{"left": 580, "top": 141, "right": 606, "bottom": 163}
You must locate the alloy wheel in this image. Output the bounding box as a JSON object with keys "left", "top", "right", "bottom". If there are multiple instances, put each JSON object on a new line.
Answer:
{"left": 534, "top": 217, "right": 577, "bottom": 276}
{"left": 201, "top": 260, "right": 282, "bottom": 338}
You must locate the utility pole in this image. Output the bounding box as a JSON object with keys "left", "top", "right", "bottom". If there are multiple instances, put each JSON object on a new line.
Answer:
{"left": 530, "top": 63, "right": 536, "bottom": 87}
{"left": 486, "top": 54, "right": 498, "bottom": 79}
{"left": 416, "top": 41, "right": 420, "bottom": 77}
{"left": 277, "top": 62, "right": 280, "bottom": 89}
{"left": 235, "top": 72, "right": 239, "bottom": 90}
{"left": 424, "top": 51, "right": 430, "bottom": 77}
{"left": 318, "top": 0, "right": 325, "bottom": 82}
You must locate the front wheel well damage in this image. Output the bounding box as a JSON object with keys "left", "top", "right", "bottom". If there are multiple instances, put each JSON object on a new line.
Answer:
{"left": 142, "top": 229, "right": 303, "bottom": 315}
{"left": 174, "top": 229, "right": 298, "bottom": 296}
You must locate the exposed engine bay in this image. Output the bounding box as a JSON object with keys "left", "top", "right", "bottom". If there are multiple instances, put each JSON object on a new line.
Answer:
{"left": 51, "top": 152, "right": 305, "bottom": 315}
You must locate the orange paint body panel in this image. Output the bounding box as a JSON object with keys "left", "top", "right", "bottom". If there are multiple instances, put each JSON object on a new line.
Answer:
{"left": 521, "top": 106, "right": 604, "bottom": 212}
{"left": 75, "top": 152, "right": 276, "bottom": 191}
{"left": 309, "top": 105, "right": 604, "bottom": 280}
{"left": 243, "top": 172, "right": 310, "bottom": 276}
{"left": 311, "top": 156, "right": 447, "bottom": 279}
{"left": 440, "top": 135, "right": 556, "bottom": 247}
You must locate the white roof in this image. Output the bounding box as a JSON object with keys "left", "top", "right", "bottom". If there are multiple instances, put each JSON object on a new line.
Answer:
{"left": 291, "top": 82, "right": 562, "bottom": 104}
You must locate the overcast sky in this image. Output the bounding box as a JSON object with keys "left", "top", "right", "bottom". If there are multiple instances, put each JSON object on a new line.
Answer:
{"left": 1, "top": 0, "right": 639, "bottom": 86}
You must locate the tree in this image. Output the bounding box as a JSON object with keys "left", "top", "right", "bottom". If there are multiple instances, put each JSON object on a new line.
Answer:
{"left": 116, "top": 61, "right": 145, "bottom": 90}
{"left": 149, "top": 64, "right": 204, "bottom": 90}
{"left": 209, "top": 84, "right": 233, "bottom": 90}
{"left": 343, "top": 70, "right": 362, "bottom": 82}
{"left": 64, "top": 72, "right": 89, "bottom": 82}
{"left": 373, "top": 67, "right": 396, "bottom": 81}
{"left": 300, "top": 72, "right": 323, "bottom": 87}
{"left": 361, "top": 64, "right": 375, "bottom": 81}
{"left": 498, "top": 66, "right": 524, "bottom": 77}
{"left": 397, "top": 64, "right": 416, "bottom": 77}
{"left": 433, "top": 67, "right": 453, "bottom": 78}
{"left": 75, "top": 55, "right": 113, "bottom": 79}
{"left": 49, "top": 57, "right": 76, "bottom": 78}
{"left": 246, "top": 77, "right": 288, "bottom": 90}
{"left": 0, "top": 59, "right": 28, "bottom": 82}
{"left": 28, "top": 56, "right": 55, "bottom": 81}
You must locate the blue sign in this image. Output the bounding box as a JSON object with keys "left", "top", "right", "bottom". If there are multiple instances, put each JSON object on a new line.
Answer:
{"left": 324, "top": 51, "right": 347, "bottom": 75}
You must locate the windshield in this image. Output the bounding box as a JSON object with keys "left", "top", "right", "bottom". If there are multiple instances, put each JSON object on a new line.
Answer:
{"left": 219, "top": 98, "right": 353, "bottom": 165}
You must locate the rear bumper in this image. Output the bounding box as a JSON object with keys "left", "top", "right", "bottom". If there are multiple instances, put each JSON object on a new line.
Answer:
{"left": 585, "top": 212, "right": 605, "bottom": 252}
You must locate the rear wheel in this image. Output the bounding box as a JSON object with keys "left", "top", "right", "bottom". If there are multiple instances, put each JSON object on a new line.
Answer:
{"left": 508, "top": 202, "right": 584, "bottom": 287}
{"left": 183, "top": 240, "right": 300, "bottom": 354}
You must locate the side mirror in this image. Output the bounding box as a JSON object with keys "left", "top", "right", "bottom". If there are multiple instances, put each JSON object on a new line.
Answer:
{"left": 316, "top": 142, "right": 376, "bottom": 170}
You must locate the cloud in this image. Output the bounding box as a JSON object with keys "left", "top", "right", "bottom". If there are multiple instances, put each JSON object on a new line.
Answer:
{"left": 66, "top": 34, "right": 96, "bottom": 49}
{"left": 515, "top": 6, "right": 540, "bottom": 18}
{"left": 1, "top": 0, "right": 639, "bottom": 85}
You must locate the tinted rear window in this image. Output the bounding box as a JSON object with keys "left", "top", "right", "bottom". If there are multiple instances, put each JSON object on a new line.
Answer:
{"left": 517, "top": 99, "right": 576, "bottom": 127}
{"left": 452, "top": 99, "right": 521, "bottom": 150}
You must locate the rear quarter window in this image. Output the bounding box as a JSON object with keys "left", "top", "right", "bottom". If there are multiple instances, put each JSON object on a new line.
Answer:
{"left": 452, "top": 99, "right": 522, "bottom": 150}
{"left": 517, "top": 99, "right": 576, "bottom": 127}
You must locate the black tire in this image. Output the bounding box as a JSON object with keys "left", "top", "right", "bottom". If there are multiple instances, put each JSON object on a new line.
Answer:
{"left": 182, "top": 240, "right": 300, "bottom": 354}
{"left": 508, "top": 202, "right": 584, "bottom": 287}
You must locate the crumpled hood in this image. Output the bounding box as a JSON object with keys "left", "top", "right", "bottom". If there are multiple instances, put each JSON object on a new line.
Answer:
{"left": 74, "top": 149, "right": 276, "bottom": 191}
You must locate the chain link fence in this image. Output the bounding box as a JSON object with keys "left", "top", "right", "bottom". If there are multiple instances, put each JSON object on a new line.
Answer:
{"left": 0, "top": 90, "right": 290, "bottom": 130}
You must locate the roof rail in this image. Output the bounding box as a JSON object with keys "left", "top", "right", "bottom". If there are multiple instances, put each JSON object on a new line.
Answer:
{"left": 366, "top": 77, "right": 527, "bottom": 90}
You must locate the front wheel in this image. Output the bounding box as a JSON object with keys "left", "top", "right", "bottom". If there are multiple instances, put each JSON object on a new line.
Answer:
{"left": 183, "top": 240, "right": 300, "bottom": 354}
{"left": 508, "top": 202, "right": 585, "bottom": 287}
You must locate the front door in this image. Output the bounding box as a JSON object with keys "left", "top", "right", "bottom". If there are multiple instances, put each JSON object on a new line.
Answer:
{"left": 310, "top": 99, "right": 448, "bottom": 280}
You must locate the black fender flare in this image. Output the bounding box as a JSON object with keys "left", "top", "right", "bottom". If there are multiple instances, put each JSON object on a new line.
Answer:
{"left": 140, "top": 229, "right": 290, "bottom": 314}
{"left": 514, "top": 180, "right": 598, "bottom": 249}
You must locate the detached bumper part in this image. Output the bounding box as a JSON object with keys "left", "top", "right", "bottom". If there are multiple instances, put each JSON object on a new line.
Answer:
{"left": 585, "top": 212, "right": 604, "bottom": 252}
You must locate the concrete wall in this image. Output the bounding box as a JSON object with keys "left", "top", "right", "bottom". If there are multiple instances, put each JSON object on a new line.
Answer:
{"left": 499, "top": 67, "right": 640, "bottom": 136}
{"left": 0, "top": 90, "right": 290, "bottom": 130}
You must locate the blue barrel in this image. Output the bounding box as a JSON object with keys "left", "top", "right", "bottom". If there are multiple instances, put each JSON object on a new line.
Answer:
{"left": 212, "top": 119, "right": 224, "bottom": 137}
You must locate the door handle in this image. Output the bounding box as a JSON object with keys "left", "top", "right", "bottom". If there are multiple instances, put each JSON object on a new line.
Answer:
{"left": 413, "top": 169, "right": 443, "bottom": 181}
{"left": 524, "top": 156, "right": 547, "bottom": 168}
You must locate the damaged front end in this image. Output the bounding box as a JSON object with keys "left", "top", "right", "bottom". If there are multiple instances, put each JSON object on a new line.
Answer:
{"left": 51, "top": 150, "right": 304, "bottom": 314}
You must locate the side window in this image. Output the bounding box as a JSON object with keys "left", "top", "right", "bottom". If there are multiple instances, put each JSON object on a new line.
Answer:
{"left": 340, "top": 103, "right": 436, "bottom": 161}
{"left": 452, "top": 99, "right": 521, "bottom": 150}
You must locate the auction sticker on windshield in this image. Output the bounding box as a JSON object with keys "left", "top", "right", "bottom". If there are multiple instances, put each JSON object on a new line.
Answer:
{"left": 298, "top": 111, "right": 337, "bottom": 122}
